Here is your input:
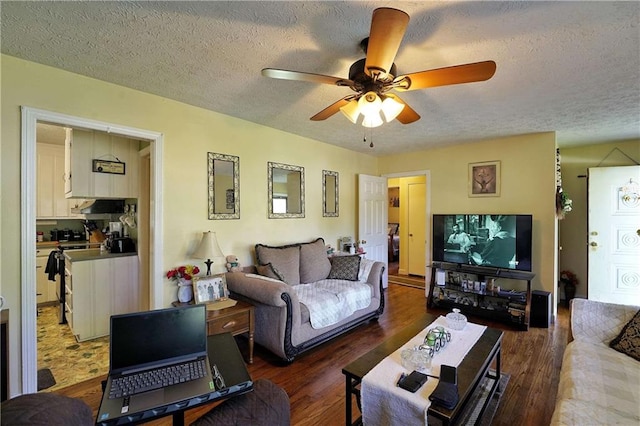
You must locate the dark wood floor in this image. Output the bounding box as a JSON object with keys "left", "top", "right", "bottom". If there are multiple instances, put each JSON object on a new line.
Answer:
{"left": 55, "top": 283, "right": 568, "bottom": 425}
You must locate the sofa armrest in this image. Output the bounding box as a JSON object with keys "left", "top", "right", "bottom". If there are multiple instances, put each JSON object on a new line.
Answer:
{"left": 365, "top": 261, "right": 385, "bottom": 300}
{"left": 225, "top": 272, "right": 297, "bottom": 307}
{"left": 570, "top": 298, "right": 639, "bottom": 345}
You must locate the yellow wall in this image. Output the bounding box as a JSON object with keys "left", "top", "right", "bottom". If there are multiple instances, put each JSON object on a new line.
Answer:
{"left": 558, "top": 140, "right": 640, "bottom": 299}
{"left": 1, "top": 55, "right": 378, "bottom": 395}
{"left": 388, "top": 178, "right": 400, "bottom": 223}
{"left": 379, "top": 133, "right": 559, "bottom": 311}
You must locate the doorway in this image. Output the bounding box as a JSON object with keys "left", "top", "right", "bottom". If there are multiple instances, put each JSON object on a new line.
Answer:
{"left": 21, "top": 107, "right": 164, "bottom": 394}
{"left": 385, "top": 172, "right": 430, "bottom": 293}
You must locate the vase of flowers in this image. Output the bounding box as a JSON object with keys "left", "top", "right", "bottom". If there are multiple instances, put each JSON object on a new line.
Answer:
{"left": 560, "top": 270, "right": 578, "bottom": 307}
{"left": 167, "top": 265, "right": 200, "bottom": 303}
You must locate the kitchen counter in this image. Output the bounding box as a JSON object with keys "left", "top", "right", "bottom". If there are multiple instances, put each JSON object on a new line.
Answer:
{"left": 37, "top": 241, "right": 101, "bottom": 250}
{"left": 63, "top": 248, "right": 137, "bottom": 262}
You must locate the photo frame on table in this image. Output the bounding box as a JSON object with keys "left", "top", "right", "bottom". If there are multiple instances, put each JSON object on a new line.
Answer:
{"left": 193, "top": 273, "right": 236, "bottom": 310}
{"left": 468, "top": 161, "right": 501, "bottom": 197}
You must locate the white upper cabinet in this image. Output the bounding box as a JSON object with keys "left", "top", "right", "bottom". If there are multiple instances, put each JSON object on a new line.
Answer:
{"left": 65, "top": 128, "right": 140, "bottom": 199}
{"left": 37, "top": 143, "right": 76, "bottom": 218}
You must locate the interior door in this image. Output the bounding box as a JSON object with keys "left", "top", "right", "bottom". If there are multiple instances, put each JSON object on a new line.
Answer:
{"left": 358, "top": 174, "right": 388, "bottom": 288}
{"left": 588, "top": 165, "right": 640, "bottom": 305}
{"left": 407, "top": 182, "right": 426, "bottom": 277}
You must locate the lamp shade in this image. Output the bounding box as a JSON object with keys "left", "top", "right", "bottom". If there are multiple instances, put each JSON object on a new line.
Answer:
{"left": 193, "top": 231, "right": 224, "bottom": 260}
{"left": 358, "top": 91, "right": 382, "bottom": 117}
{"left": 380, "top": 96, "right": 405, "bottom": 122}
{"left": 340, "top": 99, "right": 360, "bottom": 124}
{"left": 362, "top": 114, "right": 384, "bottom": 128}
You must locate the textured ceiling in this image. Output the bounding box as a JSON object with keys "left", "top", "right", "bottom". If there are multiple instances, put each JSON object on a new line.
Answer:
{"left": 2, "top": 1, "right": 639, "bottom": 156}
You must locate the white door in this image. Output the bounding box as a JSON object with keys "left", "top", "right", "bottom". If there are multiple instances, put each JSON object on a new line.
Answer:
{"left": 588, "top": 165, "right": 640, "bottom": 305}
{"left": 359, "top": 174, "right": 389, "bottom": 288}
{"left": 408, "top": 182, "right": 426, "bottom": 277}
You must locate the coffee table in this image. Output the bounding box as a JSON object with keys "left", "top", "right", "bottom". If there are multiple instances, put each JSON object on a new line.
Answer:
{"left": 342, "top": 313, "right": 503, "bottom": 426}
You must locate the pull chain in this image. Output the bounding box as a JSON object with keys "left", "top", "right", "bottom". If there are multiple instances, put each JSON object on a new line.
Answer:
{"left": 363, "top": 127, "right": 374, "bottom": 148}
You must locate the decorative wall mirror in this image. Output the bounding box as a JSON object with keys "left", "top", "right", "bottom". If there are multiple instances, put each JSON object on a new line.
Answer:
{"left": 268, "top": 161, "right": 305, "bottom": 219}
{"left": 208, "top": 152, "right": 240, "bottom": 220}
{"left": 323, "top": 170, "right": 339, "bottom": 217}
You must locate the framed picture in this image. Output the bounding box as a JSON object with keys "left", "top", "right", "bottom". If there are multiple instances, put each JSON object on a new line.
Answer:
{"left": 469, "top": 161, "right": 501, "bottom": 197}
{"left": 193, "top": 273, "right": 229, "bottom": 304}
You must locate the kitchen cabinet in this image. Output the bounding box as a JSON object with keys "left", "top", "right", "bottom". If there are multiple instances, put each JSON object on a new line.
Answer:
{"left": 36, "top": 249, "right": 59, "bottom": 304}
{"left": 65, "top": 252, "right": 140, "bottom": 342}
{"left": 65, "top": 128, "right": 140, "bottom": 199}
{"left": 36, "top": 143, "right": 78, "bottom": 219}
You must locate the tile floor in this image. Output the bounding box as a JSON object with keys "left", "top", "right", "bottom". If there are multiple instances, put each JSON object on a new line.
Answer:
{"left": 37, "top": 305, "right": 109, "bottom": 392}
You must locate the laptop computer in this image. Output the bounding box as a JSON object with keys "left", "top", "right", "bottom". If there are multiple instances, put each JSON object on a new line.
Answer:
{"left": 96, "top": 304, "right": 216, "bottom": 425}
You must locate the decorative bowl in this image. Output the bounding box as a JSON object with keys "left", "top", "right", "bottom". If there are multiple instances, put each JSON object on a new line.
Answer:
{"left": 446, "top": 308, "right": 467, "bottom": 330}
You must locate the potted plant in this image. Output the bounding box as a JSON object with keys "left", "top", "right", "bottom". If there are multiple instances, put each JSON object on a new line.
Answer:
{"left": 560, "top": 270, "right": 578, "bottom": 307}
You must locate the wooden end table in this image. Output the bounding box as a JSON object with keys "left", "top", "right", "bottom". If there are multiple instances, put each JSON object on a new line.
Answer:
{"left": 172, "top": 299, "right": 255, "bottom": 363}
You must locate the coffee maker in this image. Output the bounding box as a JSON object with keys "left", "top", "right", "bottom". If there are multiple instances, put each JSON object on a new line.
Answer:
{"left": 109, "top": 222, "right": 123, "bottom": 239}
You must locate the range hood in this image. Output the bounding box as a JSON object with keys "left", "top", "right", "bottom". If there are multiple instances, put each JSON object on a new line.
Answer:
{"left": 71, "top": 199, "right": 125, "bottom": 214}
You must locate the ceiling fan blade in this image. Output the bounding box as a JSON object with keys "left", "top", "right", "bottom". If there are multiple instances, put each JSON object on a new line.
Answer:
{"left": 310, "top": 97, "right": 354, "bottom": 121}
{"left": 364, "top": 8, "right": 410, "bottom": 79}
{"left": 395, "top": 61, "right": 497, "bottom": 91}
{"left": 386, "top": 94, "right": 421, "bottom": 124}
{"left": 262, "top": 68, "right": 353, "bottom": 87}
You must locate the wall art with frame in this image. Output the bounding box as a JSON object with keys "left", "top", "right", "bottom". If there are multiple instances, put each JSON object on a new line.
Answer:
{"left": 468, "top": 160, "right": 501, "bottom": 197}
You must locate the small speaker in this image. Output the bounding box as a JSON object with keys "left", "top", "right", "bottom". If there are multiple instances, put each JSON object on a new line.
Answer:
{"left": 530, "top": 290, "right": 551, "bottom": 328}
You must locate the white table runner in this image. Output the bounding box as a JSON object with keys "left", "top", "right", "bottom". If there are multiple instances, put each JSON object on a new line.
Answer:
{"left": 361, "top": 316, "right": 487, "bottom": 426}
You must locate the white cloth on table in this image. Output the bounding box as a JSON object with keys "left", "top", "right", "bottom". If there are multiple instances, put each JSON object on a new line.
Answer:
{"left": 361, "top": 316, "right": 487, "bottom": 426}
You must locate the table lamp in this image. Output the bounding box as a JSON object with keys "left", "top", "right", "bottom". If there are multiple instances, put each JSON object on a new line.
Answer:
{"left": 193, "top": 231, "right": 224, "bottom": 275}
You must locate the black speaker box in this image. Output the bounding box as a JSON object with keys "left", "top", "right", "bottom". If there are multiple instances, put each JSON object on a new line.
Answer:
{"left": 530, "top": 290, "right": 551, "bottom": 328}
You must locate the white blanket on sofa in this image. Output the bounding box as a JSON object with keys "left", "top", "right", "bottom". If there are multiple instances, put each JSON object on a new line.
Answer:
{"left": 293, "top": 280, "right": 372, "bottom": 329}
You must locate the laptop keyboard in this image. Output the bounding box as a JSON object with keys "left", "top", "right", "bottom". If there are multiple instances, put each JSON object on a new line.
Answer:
{"left": 108, "top": 359, "right": 207, "bottom": 399}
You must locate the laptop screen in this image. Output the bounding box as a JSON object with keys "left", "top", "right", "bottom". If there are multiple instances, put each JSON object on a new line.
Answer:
{"left": 110, "top": 304, "right": 207, "bottom": 372}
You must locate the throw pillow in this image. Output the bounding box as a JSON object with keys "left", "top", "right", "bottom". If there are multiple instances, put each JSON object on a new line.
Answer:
{"left": 299, "top": 238, "right": 331, "bottom": 283}
{"left": 609, "top": 309, "right": 640, "bottom": 361}
{"left": 328, "top": 255, "right": 361, "bottom": 281}
{"left": 256, "top": 263, "right": 284, "bottom": 282}
{"left": 255, "top": 244, "right": 300, "bottom": 285}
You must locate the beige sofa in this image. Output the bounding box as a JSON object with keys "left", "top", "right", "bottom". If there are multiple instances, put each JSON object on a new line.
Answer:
{"left": 551, "top": 298, "right": 639, "bottom": 424}
{"left": 225, "top": 238, "right": 385, "bottom": 362}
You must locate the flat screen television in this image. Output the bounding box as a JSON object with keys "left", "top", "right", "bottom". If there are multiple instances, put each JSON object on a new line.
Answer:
{"left": 433, "top": 214, "right": 533, "bottom": 271}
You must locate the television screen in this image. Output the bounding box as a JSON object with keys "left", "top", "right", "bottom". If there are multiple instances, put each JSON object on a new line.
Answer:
{"left": 433, "top": 214, "right": 532, "bottom": 271}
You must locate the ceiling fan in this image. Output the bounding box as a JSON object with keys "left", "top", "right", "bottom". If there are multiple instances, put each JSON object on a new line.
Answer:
{"left": 262, "top": 7, "right": 496, "bottom": 128}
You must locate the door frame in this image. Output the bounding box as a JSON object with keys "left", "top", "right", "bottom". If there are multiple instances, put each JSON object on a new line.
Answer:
{"left": 383, "top": 170, "right": 431, "bottom": 295}
{"left": 20, "top": 107, "right": 164, "bottom": 393}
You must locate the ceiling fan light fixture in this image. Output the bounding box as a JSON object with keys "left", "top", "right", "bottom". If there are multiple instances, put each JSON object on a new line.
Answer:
{"left": 362, "top": 114, "right": 383, "bottom": 128}
{"left": 339, "top": 99, "right": 360, "bottom": 124}
{"left": 358, "top": 91, "right": 382, "bottom": 117}
{"left": 380, "top": 96, "right": 404, "bottom": 122}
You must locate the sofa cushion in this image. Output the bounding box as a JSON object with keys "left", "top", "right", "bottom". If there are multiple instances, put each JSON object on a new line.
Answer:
{"left": 328, "top": 255, "right": 361, "bottom": 281}
{"left": 255, "top": 244, "right": 300, "bottom": 285}
{"left": 192, "top": 379, "right": 290, "bottom": 426}
{"left": 299, "top": 238, "right": 331, "bottom": 283}
{"left": 609, "top": 309, "right": 640, "bottom": 361}
{"left": 256, "top": 263, "right": 284, "bottom": 281}
{"left": 0, "top": 393, "right": 94, "bottom": 425}
{"left": 557, "top": 340, "right": 640, "bottom": 420}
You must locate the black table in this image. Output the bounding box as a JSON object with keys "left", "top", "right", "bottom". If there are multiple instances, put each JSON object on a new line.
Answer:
{"left": 97, "top": 332, "right": 253, "bottom": 425}
{"left": 342, "top": 313, "right": 503, "bottom": 426}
